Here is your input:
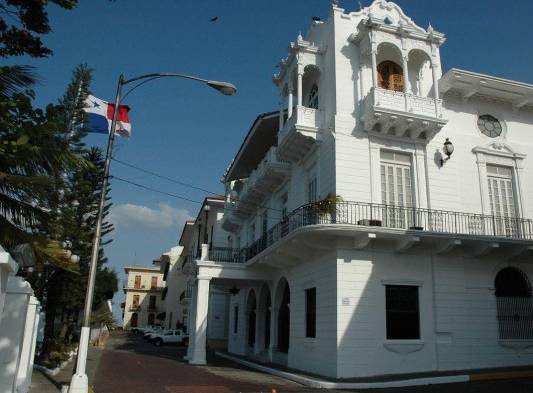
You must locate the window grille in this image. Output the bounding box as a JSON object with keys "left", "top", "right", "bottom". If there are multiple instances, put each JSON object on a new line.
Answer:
{"left": 307, "top": 84, "right": 319, "bottom": 109}
{"left": 495, "top": 267, "right": 533, "bottom": 340}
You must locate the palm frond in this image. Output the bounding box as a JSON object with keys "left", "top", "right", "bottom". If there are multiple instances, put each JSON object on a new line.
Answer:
{"left": 0, "top": 66, "right": 38, "bottom": 99}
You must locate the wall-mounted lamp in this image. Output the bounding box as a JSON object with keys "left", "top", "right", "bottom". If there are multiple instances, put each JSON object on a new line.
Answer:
{"left": 229, "top": 285, "right": 240, "bottom": 296}
{"left": 440, "top": 138, "right": 454, "bottom": 166}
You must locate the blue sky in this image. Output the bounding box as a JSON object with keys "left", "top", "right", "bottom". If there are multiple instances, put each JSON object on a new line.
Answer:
{"left": 15, "top": 0, "right": 533, "bottom": 318}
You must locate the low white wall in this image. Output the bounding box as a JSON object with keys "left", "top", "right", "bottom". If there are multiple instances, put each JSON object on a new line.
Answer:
{"left": 0, "top": 276, "right": 39, "bottom": 393}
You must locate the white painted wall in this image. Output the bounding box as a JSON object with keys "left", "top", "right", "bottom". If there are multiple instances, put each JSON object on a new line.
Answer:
{"left": 0, "top": 276, "right": 39, "bottom": 393}
{"left": 287, "top": 253, "right": 338, "bottom": 378}
{"left": 207, "top": 289, "right": 230, "bottom": 340}
{"left": 210, "top": 0, "right": 533, "bottom": 380}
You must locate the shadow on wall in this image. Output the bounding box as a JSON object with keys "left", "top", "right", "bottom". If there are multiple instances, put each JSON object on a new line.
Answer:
{"left": 336, "top": 241, "right": 533, "bottom": 378}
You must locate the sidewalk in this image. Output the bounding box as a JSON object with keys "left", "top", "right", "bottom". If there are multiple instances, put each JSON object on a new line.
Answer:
{"left": 29, "top": 343, "right": 103, "bottom": 393}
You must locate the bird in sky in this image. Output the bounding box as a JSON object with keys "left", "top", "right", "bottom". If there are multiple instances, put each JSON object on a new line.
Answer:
{"left": 210, "top": 16, "right": 218, "bottom": 22}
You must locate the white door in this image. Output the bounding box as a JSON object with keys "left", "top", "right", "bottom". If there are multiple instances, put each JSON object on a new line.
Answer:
{"left": 380, "top": 151, "right": 414, "bottom": 228}
{"left": 487, "top": 165, "right": 517, "bottom": 236}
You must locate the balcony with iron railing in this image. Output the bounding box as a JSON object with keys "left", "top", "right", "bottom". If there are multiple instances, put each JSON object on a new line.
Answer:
{"left": 277, "top": 105, "right": 324, "bottom": 162}
{"left": 228, "top": 147, "right": 290, "bottom": 223}
{"left": 362, "top": 87, "right": 447, "bottom": 139}
{"left": 206, "top": 201, "right": 533, "bottom": 265}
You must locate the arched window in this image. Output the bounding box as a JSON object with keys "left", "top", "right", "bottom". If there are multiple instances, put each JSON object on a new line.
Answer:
{"left": 494, "top": 267, "right": 533, "bottom": 339}
{"left": 307, "top": 84, "right": 319, "bottom": 109}
{"left": 378, "top": 61, "right": 404, "bottom": 92}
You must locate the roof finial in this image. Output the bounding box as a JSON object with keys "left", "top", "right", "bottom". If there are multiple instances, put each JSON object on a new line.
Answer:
{"left": 427, "top": 22, "right": 434, "bottom": 32}
{"left": 297, "top": 31, "right": 303, "bottom": 41}
{"left": 331, "top": 0, "right": 339, "bottom": 7}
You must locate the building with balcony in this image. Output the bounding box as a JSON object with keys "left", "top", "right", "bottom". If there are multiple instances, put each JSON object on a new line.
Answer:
{"left": 157, "top": 246, "right": 185, "bottom": 330}
{"left": 179, "top": 197, "right": 232, "bottom": 351}
{"left": 182, "top": 0, "right": 533, "bottom": 381}
{"left": 122, "top": 263, "right": 165, "bottom": 329}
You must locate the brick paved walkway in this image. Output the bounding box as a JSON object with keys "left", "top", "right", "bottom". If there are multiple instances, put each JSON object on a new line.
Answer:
{"left": 92, "top": 332, "right": 533, "bottom": 393}
{"left": 94, "top": 333, "right": 310, "bottom": 393}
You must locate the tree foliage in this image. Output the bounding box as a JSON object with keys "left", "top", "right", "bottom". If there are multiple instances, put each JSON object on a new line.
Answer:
{"left": 0, "top": 0, "right": 78, "bottom": 58}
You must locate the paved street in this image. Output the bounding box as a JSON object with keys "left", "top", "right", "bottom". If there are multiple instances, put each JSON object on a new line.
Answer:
{"left": 94, "top": 332, "right": 311, "bottom": 393}
{"left": 31, "top": 332, "right": 533, "bottom": 393}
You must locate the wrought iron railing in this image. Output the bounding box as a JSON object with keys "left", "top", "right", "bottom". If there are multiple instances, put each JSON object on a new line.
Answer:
{"left": 496, "top": 297, "right": 533, "bottom": 340}
{"left": 181, "top": 254, "right": 196, "bottom": 270}
{"left": 208, "top": 247, "right": 246, "bottom": 263}
{"left": 207, "top": 201, "right": 533, "bottom": 264}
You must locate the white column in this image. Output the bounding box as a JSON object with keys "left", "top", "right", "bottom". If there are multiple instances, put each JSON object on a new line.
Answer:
{"left": 297, "top": 65, "right": 303, "bottom": 107}
{"left": 16, "top": 295, "right": 39, "bottom": 392}
{"left": 184, "top": 281, "right": 198, "bottom": 360}
{"left": 268, "top": 295, "right": 277, "bottom": 362}
{"left": 200, "top": 243, "right": 209, "bottom": 261}
{"left": 254, "top": 307, "right": 262, "bottom": 355}
{"left": 279, "top": 94, "right": 284, "bottom": 131}
{"left": 402, "top": 54, "right": 410, "bottom": 112}
{"left": 371, "top": 49, "right": 378, "bottom": 88}
{"left": 287, "top": 82, "right": 294, "bottom": 119}
{"left": 189, "top": 276, "right": 211, "bottom": 365}
{"left": 402, "top": 55, "right": 410, "bottom": 93}
{"left": 431, "top": 62, "right": 440, "bottom": 117}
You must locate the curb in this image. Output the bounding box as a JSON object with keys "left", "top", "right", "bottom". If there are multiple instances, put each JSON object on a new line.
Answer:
{"left": 34, "top": 351, "right": 76, "bottom": 376}
{"left": 215, "top": 352, "right": 533, "bottom": 389}
{"left": 215, "top": 352, "right": 469, "bottom": 389}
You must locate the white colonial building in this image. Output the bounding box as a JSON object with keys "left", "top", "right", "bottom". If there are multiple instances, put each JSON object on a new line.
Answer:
{"left": 182, "top": 0, "right": 533, "bottom": 379}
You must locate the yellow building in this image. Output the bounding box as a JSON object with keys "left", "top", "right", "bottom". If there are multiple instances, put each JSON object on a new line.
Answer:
{"left": 122, "top": 264, "right": 165, "bottom": 330}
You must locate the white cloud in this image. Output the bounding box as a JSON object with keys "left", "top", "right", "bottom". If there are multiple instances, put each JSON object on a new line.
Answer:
{"left": 110, "top": 202, "right": 192, "bottom": 230}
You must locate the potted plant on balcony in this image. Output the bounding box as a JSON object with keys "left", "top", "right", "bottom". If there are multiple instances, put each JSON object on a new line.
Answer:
{"left": 313, "top": 194, "right": 344, "bottom": 224}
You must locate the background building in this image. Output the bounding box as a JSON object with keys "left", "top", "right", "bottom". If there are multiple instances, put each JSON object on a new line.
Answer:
{"left": 122, "top": 263, "right": 165, "bottom": 330}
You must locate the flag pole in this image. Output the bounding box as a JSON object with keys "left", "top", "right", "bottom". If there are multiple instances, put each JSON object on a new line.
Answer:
{"left": 69, "top": 74, "right": 124, "bottom": 393}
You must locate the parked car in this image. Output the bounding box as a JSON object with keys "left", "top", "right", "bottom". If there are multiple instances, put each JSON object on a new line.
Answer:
{"left": 131, "top": 325, "right": 158, "bottom": 335}
{"left": 150, "top": 329, "right": 188, "bottom": 346}
{"left": 142, "top": 325, "right": 164, "bottom": 339}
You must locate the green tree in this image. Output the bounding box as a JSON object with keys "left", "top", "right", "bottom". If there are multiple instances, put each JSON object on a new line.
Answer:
{"left": 28, "top": 65, "right": 118, "bottom": 360}
{"left": 0, "top": 0, "right": 78, "bottom": 58}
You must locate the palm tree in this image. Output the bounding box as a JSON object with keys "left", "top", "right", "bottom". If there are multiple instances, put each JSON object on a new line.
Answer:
{"left": 0, "top": 65, "right": 83, "bottom": 270}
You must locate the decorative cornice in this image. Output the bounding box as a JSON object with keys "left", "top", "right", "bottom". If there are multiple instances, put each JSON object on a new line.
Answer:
{"left": 441, "top": 69, "right": 533, "bottom": 110}
{"left": 472, "top": 141, "right": 526, "bottom": 160}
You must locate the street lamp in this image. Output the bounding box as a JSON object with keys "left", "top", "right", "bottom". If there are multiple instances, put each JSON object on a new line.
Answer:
{"left": 68, "top": 72, "right": 236, "bottom": 393}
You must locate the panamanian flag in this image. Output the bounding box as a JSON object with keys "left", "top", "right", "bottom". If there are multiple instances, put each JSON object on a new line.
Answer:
{"left": 84, "top": 95, "right": 131, "bottom": 138}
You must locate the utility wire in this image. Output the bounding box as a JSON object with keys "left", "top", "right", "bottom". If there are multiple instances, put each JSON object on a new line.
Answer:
{"left": 111, "top": 176, "right": 203, "bottom": 205}
{"left": 111, "top": 157, "right": 286, "bottom": 218}
{"left": 112, "top": 157, "right": 218, "bottom": 196}
{"left": 110, "top": 175, "right": 285, "bottom": 221}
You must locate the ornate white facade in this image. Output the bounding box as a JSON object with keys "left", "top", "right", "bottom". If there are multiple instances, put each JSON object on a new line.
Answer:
{"left": 182, "top": 0, "right": 533, "bottom": 380}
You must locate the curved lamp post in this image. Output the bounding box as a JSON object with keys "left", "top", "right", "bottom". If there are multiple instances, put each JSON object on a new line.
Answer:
{"left": 69, "top": 73, "right": 236, "bottom": 393}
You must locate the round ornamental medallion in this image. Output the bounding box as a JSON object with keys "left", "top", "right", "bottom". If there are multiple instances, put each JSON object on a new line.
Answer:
{"left": 477, "top": 114, "right": 503, "bottom": 137}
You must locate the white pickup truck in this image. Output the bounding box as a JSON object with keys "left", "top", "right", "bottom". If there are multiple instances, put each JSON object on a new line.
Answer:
{"left": 150, "top": 329, "right": 188, "bottom": 346}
